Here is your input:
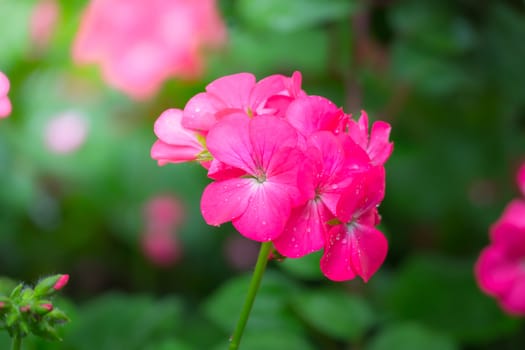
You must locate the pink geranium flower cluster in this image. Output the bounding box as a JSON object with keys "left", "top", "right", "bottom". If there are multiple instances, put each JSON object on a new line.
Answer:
{"left": 0, "top": 71, "right": 12, "bottom": 118}
{"left": 72, "top": 0, "right": 226, "bottom": 99}
{"left": 151, "top": 72, "right": 393, "bottom": 282}
{"left": 476, "top": 162, "right": 525, "bottom": 315}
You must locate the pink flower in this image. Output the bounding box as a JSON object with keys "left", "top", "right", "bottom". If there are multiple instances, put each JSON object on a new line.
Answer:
{"left": 0, "top": 71, "right": 12, "bottom": 118}
{"left": 320, "top": 166, "right": 388, "bottom": 282}
{"left": 201, "top": 115, "right": 304, "bottom": 242}
{"left": 73, "top": 0, "right": 226, "bottom": 99}
{"left": 517, "top": 162, "right": 525, "bottom": 197}
{"left": 44, "top": 111, "right": 89, "bottom": 154}
{"left": 475, "top": 200, "right": 525, "bottom": 315}
{"left": 30, "top": 0, "right": 60, "bottom": 54}
{"left": 151, "top": 109, "right": 205, "bottom": 165}
{"left": 348, "top": 111, "right": 393, "bottom": 166}
{"left": 273, "top": 131, "right": 370, "bottom": 258}
{"left": 182, "top": 72, "right": 303, "bottom": 133}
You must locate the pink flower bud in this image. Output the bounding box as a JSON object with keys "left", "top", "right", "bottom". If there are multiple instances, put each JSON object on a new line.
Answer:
{"left": 53, "top": 274, "right": 69, "bottom": 291}
{"left": 41, "top": 303, "right": 53, "bottom": 312}
{"left": 20, "top": 305, "right": 31, "bottom": 313}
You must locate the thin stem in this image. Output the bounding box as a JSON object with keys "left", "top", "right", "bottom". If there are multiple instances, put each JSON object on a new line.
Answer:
{"left": 11, "top": 335, "right": 22, "bottom": 350}
{"left": 228, "top": 241, "right": 273, "bottom": 350}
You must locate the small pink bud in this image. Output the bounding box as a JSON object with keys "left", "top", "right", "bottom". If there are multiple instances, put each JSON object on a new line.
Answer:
{"left": 41, "top": 303, "right": 53, "bottom": 312}
{"left": 53, "top": 274, "right": 69, "bottom": 291}
{"left": 0, "top": 301, "right": 5, "bottom": 308}
{"left": 20, "top": 305, "right": 31, "bottom": 312}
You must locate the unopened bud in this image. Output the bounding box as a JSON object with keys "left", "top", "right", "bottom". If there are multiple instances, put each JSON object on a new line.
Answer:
{"left": 20, "top": 304, "right": 31, "bottom": 313}
{"left": 34, "top": 274, "right": 69, "bottom": 297}
{"left": 53, "top": 274, "right": 69, "bottom": 291}
{"left": 34, "top": 302, "right": 54, "bottom": 315}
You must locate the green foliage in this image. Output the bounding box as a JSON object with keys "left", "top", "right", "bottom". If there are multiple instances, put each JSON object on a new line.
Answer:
{"left": 292, "top": 288, "right": 376, "bottom": 341}
{"left": 385, "top": 255, "right": 520, "bottom": 343}
{"left": 366, "top": 323, "right": 459, "bottom": 350}
{"left": 65, "top": 293, "right": 182, "bottom": 350}
{"left": 237, "top": 0, "right": 358, "bottom": 32}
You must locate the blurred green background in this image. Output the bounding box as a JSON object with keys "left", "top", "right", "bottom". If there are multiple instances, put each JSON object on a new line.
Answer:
{"left": 1, "top": 0, "right": 525, "bottom": 349}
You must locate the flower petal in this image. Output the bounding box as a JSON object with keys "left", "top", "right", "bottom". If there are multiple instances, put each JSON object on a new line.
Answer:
{"left": 182, "top": 92, "right": 219, "bottom": 132}
{"left": 249, "top": 116, "right": 298, "bottom": 172}
{"left": 206, "top": 115, "right": 256, "bottom": 174}
{"left": 200, "top": 178, "right": 252, "bottom": 226}
{"left": 151, "top": 140, "right": 201, "bottom": 165}
{"left": 273, "top": 199, "right": 330, "bottom": 258}
{"left": 206, "top": 72, "right": 256, "bottom": 110}
{"left": 321, "top": 224, "right": 388, "bottom": 282}
{"left": 475, "top": 245, "right": 520, "bottom": 297}
{"left": 286, "top": 96, "right": 345, "bottom": 139}
{"left": 232, "top": 181, "right": 293, "bottom": 242}
{"left": 336, "top": 165, "right": 385, "bottom": 223}
{"left": 154, "top": 109, "right": 203, "bottom": 148}
{"left": 368, "top": 121, "right": 393, "bottom": 165}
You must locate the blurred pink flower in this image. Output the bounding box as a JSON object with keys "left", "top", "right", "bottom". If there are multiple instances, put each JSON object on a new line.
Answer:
{"left": 30, "top": 0, "right": 60, "bottom": 54}
{"left": 475, "top": 200, "right": 525, "bottom": 315}
{"left": 142, "top": 230, "right": 181, "bottom": 267}
{"left": 72, "top": 0, "right": 227, "bottom": 99}
{"left": 144, "top": 194, "right": 184, "bottom": 230}
{"left": 141, "top": 194, "right": 185, "bottom": 266}
{"left": 0, "top": 71, "right": 12, "bottom": 118}
{"left": 44, "top": 111, "right": 89, "bottom": 154}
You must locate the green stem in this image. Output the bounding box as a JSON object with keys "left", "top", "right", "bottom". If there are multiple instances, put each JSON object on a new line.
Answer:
{"left": 228, "top": 241, "right": 273, "bottom": 350}
{"left": 11, "top": 335, "right": 22, "bottom": 350}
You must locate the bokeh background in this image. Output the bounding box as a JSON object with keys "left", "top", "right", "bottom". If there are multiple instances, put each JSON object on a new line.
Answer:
{"left": 1, "top": 0, "right": 525, "bottom": 349}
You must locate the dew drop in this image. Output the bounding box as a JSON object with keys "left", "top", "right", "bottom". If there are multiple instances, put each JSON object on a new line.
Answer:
{"left": 341, "top": 239, "right": 347, "bottom": 244}
{"left": 262, "top": 221, "right": 267, "bottom": 225}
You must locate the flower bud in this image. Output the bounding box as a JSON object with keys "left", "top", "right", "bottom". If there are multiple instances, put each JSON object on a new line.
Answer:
{"left": 34, "top": 274, "right": 69, "bottom": 297}
{"left": 34, "top": 302, "right": 54, "bottom": 315}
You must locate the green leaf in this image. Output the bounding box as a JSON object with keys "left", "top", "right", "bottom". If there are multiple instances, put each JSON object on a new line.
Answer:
{"left": 237, "top": 0, "right": 358, "bottom": 32}
{"left": 385, "top": 255, "right": 520, "bottom": 343}
{"left": 278, "top": 250, "right": 324, "bottom": 280}
{"left": 65, "top": 293, "right": 182, "bottom": 350}
{"left": 292, "top": 288, "right": 375, "bottom": 341}
{"left": 366, "top": 323, "right": 459, "bottom": 350}
{"left": 214, "top": 330, "right": 315, "bottom": 350}
{"left": 203, "top": 271, "right": 302, "bottom": 334}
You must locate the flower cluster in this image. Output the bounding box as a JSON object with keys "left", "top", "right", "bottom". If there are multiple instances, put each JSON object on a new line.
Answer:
{"left": 151, "top": 72, "right": 393, "bottom": 282}
{"left": 476, "top": 162, "right": 525, "bottom": 315}
{"left": 0, "top": 71, "right": 12, "bottom": 118}
{"left": 72, "top": 0, "right": 226, "bottom": 99}
{"left": 0, "top": 274, "right": 70, "bottom": 341}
